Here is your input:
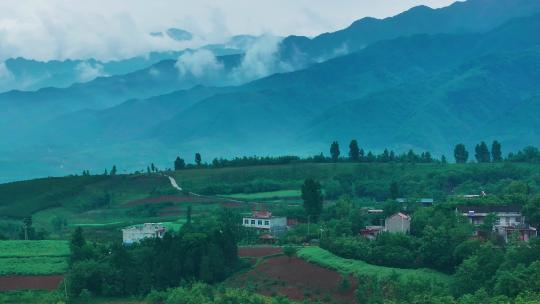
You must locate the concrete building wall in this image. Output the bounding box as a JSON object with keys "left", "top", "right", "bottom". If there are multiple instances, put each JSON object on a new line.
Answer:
{"left": 385, "top": 215, "right": 410, "bottom": 234}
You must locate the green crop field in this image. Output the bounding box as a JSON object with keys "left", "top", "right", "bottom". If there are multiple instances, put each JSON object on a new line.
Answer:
{"left": 298, "top": 246, "right": 451, "bottom": 285}
{"left": 0, "top": 240, "right": 69, "bottom": 258}
{"left": 0, "top": 240, "right": 70, "bottom": 275}
{"left": 220, "top": 189, "right": 301, "bottom": 200}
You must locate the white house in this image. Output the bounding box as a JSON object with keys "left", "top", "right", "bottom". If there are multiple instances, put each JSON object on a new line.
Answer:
{"left": 122, "top": 223, "right": 167, "bottom": 245}
{"left": 384, "top": 213, "right": 411, "bottom": 234}
{"left": 242, "top": 210, "right": 287, "bottom": 236}
{"left": 456, "top": 205, "right": 537, "bottom": 242}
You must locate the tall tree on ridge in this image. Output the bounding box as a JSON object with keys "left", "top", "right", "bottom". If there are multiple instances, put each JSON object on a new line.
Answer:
{"left": 330, "top": 141, "right": 340, "bottom": 162}
{"left": 174, "top": 157, "right": 186, "bottom": 171}
{"left": 492, "top": 140, "right": 502, "bottom": 162}
{"left": 349, "top": 140, "right": 360, "bottom": 161}
{"left": 475, "top": 142, "right": 491, "bottom": 163}
{"left": 195, "top": 153, "right": 202, "bottom": 166}
{"left": 110, "top": 165, "right": 117, "bottom": 176}
{"left": 454, "top": 144, "right": 469, "bottom": 164}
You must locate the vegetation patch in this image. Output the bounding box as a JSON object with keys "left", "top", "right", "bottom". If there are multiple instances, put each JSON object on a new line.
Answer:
{"left": 221, "top": 190, "right": 301, "bottom": 200}
{"left": 297, "top": 246, "right": 451, "bottom": 284}
{"left": 0, "top": 241, "right": 69, "bottom": 275}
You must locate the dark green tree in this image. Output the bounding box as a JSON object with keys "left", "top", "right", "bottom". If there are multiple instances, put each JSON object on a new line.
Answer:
{"left": 186, "top": 205, "right": 192, "bottom": 224}
{"left": 523, "top": 196, "right": 540, "bottom": 228}
{"left": 475, "top": 141, "right": 491, "bottom": 163}
{"left": 349, "top": 140, "right": 360, "bottom": 161}
{"left": 330, "top": 141, "right": 340, "bottom": 162}
{"left": 174, "top": 157, "right": 186, "bottom": 171}
{"left": 454, "top": 144, "right": 469, "bottom": 163}
{"left": 195, "top": 153, "right": 202, "bottom": 166}
{"left": 492, "top": 140, "right": 502, "bottom": 162}
{"left": 389, "top": 182, "right": 400, "bottom": 200}
{"left": 301, "top": 179, "right": 324, "bottom": 219}
{"left": 22, "top": 216, "right": 32, "bottom": 240}
{"left": 441, "top": 155, "right": 447, "bottom": 164}
{"left": 110, "top": 165, "right": 117, "bottom": 176}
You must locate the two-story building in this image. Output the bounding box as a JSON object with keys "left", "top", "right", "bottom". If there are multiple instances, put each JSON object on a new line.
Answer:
{"left": 456, "top": 205, "right": 537, "bottom": 242}
{"left": 122, "top": 223, "right": 167, "bottom": 245}
{"left": 385, "top": 212, "right": 411, "bottom": 234}
{"left": 242, "top": 210, "right": 287, "bottom": 240}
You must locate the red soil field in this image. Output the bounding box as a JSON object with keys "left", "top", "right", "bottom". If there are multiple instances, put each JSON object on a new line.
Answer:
{"left": 228, "top": 256, "right": 357, "bottom": 303}
{"left": 238, "top": 246, "right": 283, "bottom": 257}
{"left": 0, "top": 275, "right": 64, "bottom": 291}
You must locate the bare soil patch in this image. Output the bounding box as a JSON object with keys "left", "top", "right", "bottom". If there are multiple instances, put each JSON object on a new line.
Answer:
{"left": 238, "top": 246, "right": 283, "bottom": 257}
{"left": 0, "top": 275, "right": 64, "bottom": 291}
{"left": 228, "top": 256, "right": 357, "bottom": 303}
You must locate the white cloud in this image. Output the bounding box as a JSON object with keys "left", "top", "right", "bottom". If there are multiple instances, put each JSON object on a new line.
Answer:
{"left": 75, "top": 62, "right": 106, "bottom": 82}
{"left": 0, "top": 0, "right": 458, "bottom": 61}
{"left": 231, "top": 35, "right": 292, "bottom": 82}
{"left": 175, "top": 49, "right": 224, "bottom": 78}
{"left": 0, "top": 61, "right": 13, "bottom": 81}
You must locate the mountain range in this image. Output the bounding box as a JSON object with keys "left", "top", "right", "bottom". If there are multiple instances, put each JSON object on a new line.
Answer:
{"left": 2, "top": 0, "right": 540, "bottom": 182}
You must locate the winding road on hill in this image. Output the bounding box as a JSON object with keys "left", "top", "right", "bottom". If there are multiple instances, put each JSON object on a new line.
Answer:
{"left": 166, "top": 175, "right": 182, "bottom": 191}
{"left": 164, "top": 174, "right": 245, "bottom": 203}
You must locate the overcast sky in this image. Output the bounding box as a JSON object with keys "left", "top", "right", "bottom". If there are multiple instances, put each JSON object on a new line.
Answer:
{"left": 0, "top": 0, "right": 458, "bottom": 61}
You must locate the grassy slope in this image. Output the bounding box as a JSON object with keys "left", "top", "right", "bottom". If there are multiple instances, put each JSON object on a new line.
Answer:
{"left": 298, "top": 246, "right": 452, "bottom": 285}
{"left": 0, "top": 240, "right": 69, "bottom": 275}
{"left": 0, "top": 174, "right": 171, "bottom": 218}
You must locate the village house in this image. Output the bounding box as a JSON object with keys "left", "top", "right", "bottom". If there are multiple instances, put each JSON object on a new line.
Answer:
{"left": 385, "top": 212, "right": 411, "bottom": 233}
{"left": 361, "top": 213, "right": 411, "bottom": 239}
{"left": 122, "top": 223, "right": 167, "bottom": 245}
{"left": 360, "top": 225, "right": 384, "bottom": 240}
{"left": 456, "top": 205, "right": 537, "bottom": 242}
{"left": 242, "top": 210, "right": 287, "bottom": 240}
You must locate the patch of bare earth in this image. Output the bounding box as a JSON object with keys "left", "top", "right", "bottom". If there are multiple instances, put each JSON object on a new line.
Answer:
{"left": 228, "top": 256, "right": 357, "bottom": 303}
{"left": 0, "top": 275, "right": 64, "bottom": 291}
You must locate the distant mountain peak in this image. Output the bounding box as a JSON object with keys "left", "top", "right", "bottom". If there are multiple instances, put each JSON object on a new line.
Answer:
{"left": 166, "top": 28, "right": 193, "bottom": 41}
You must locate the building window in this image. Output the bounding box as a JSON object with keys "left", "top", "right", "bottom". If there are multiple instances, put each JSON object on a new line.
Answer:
{"left": 251, "top": 220, "right": 255, "bottom": 225}
{"left": 265, "top": 221, "right": 270, "bottom": 226}
{"left": 258, "top": 220, "right": 263, "bottom": 225}
{"left": 244, "top": 219, "right": 249, "bottom": 224}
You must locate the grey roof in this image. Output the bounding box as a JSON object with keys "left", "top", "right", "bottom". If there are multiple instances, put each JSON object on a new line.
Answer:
{"left": 456, "top": 205, "right": 522, "bottom": 214}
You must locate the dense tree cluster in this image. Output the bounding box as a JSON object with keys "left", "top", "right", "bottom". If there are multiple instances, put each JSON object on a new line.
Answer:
{"left": 67, "top": 210, "right": 241, "bottom": 298}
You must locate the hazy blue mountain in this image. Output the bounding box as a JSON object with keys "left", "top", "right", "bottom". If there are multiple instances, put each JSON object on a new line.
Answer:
{"left": 166, "top": 28, "right": 194, "bottom": 41}
{"left": 278, "top": 0, "right": 540, "bottom": 65}
{"left": 0, "top": 44, "right": 244, "bottom": 93}
{"left": 149, "top": 11, "right": 540, "bottom": 155}
{"left": 0, "top": 54, "right": 243, "bottom": 137}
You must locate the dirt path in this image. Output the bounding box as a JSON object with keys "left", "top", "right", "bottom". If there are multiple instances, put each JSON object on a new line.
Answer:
{"left": 164, "top": 174, "right": 245, "bottom": 204}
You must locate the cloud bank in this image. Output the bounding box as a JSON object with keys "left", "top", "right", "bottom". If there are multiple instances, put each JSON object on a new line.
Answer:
{"left": 75, "top": 62, "right": 106, "bottom": 82}
{"left": 0, "top": 0, "right": 457, "bottom": 61}
{"left": 175, "top": 49, "right": 224, "bottom": 78}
